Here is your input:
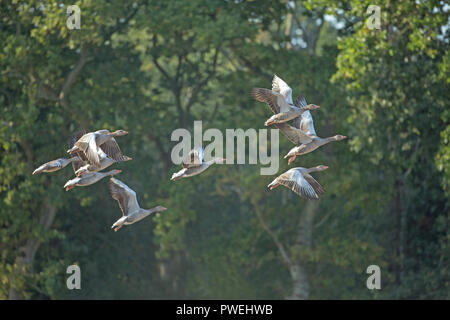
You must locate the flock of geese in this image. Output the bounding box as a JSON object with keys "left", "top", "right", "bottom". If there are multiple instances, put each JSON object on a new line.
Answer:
{"left": 252, "top": 75, "right": 346, "bottom": 199}
{"left": 32, "top": 75, "right": 345, "bottom": 231}
{"left": 32, "top": 129, "right": 166, "bottom": 231}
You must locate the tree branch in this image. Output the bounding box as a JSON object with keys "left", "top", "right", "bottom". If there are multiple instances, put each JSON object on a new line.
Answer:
{"left": 251, "top": 199, "right": 293, "bottom": 267}
{"left": 59, "top": 45, "right": 92, "bottom": 108}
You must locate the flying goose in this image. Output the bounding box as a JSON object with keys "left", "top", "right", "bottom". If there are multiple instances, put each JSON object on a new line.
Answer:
{"left": 63, "top": 169, "right": 121, "bottom": 191}
{"left": 32, "top": 157, "right": 81, "bottom": 175}
{"left": 67, "top": 131, "right": 131, "bottom": 176}
{"left": 74, "top": 148, "right": 132, "bottom": 176}
{"left": 251, "top": 75, "right": 319, "bottom": 126}
{"left": 267, "top": 165, "right": 328, "bottom": 199}
{"left": 171, "top": 147, "right": 225, "bottom": 181}
{"left": 283, "top": 97, "right": 347, "bottom": 164}
{"left": 109, "top": 178, "right": 167, "bottom": 232}
{"left": 67, "top": 129, "right": 128, "bottom": 166}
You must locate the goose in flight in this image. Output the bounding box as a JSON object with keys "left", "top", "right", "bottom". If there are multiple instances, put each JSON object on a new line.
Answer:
{"left": 67, "top": 129, "right": 128, "bottom": 166}
{"left": 63, "top": 169, "right": 121, "bottom": 191}
{"left": 74, "top": 145, "right": 132, "bottom": 176}
{"left": 109, "top": 178, "right": 167, "bottom": 232}
{"left": 267, "top": 165, "right": 328, "bottom": 200}
{"left": 171, "top": 147, "right": 225, "bottom": 181}
{"left": 68, "top": 131, "right": 131, "bottom": 176}
{"left": 282, "top": 96, "right": 347, "bottom": 164}
{"left": 251, "top": 75, "right": 319, "bottom": 126}
{"left": 32, "top": 157, "right": 81, "bottom": 175}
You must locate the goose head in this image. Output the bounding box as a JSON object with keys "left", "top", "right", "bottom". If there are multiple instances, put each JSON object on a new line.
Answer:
{"left": 305, "top": 104, "right": 320, "bottom": 110}
{"left": 315, "top": 165, "right": 329, "bottom": 171}
{"left": 108, "top": 169, "right": 122, "bottom": 176}
{"left": 333, "top": 135, "right": 347, "bottom": 141}
{"left": 214, "top": 158, "right": 226, "bottom": 164}
{"left": 111, "top": 130, "right": 128, "bottom": 136}
{"left": 153, "top": 206, "right": 167, "bottom": 213}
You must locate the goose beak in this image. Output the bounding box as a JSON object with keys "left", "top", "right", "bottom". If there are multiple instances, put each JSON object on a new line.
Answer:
{"left": 314, "top": 105, "right": 320, "bottom": 109}
{"left": 323, "top": 166, "right": 329, "bottom": 169}
{"left": 161, "top": 207, "right": 167, "bottom": 211}
{"left": 342, "top": 136, "right": 347, "bottom": 139}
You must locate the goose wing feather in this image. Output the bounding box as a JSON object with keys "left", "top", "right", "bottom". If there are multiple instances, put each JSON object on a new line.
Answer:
{"left": 277, "top": 169, "right": 319, "bottom": 200}
{"left": 100, "top": 138, "right": 127, "bottom": 161}
{"left": 182, "top": 147, "right": 204, "bottom": 168}
{"left": 276, "top": 123, "right": 314, "bottom": 145}
{"left": 109, "top": 178, "right": 140, "bottom": 216}
{"left": 251, "top": 88, "right": 291, "bottom": 113}
{"left": 272, "top": 75, "right": 293, "bottom": 104}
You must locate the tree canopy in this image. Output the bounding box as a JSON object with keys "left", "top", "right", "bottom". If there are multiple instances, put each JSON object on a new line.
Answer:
{"left": 0, "top": 0, "right": 448, "bottom": 299}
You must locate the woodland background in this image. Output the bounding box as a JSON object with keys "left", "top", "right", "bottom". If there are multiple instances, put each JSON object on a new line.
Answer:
{"left": 0, "top": 0, "right": 448, "bottom": 299}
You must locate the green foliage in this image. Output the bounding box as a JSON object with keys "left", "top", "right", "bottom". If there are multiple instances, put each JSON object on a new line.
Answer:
{"left": 0, "top": 0, "right": 448, "bottom": 299}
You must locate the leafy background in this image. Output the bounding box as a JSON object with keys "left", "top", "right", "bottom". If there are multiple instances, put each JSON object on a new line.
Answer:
{"left": 0, "top": 0, "right": 448, "bottom": 299}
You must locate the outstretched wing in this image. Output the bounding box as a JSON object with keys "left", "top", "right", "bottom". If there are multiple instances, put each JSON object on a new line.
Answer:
{"left": 109, "top": 178, "right": 140, "bottom": 216}
{"left": 276, "top": 123, "right": 314, "bottom": 145}
{"left": 272, "top": 74, "right": 293, "bottom": 104}
{"left": 251, "top": 88, "right": 291, "bottom": 113}
{"left": 182, "top": 147, "right": 204, "bottom": 168}
{"left": 299, "top": 110, "right": 317, "bottom": 136}
{"left": 303, "top": 173, "right": 325, "bottom": 196}
{"left": 69, "top": 130, "right": 88, "bottom": 173}
{"left": 84, "top": 135, "right": 101, "bottom": 166}
{"left": 100, "top": 138, "right": 128, "bottom": 162}
{"left": 293, "top": 95, "right": 307, "bottom": 129}
{"left": 277, "top": 169, "right": 319, "bottom": 200}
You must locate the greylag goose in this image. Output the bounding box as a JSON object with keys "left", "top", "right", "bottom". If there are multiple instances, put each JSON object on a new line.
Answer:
{"left": 32, "top": 157, "right": 80, "bottom": 175}
{"left": 74, "top": 148, "right": 132, "bottom": 176}
{"left": 67, "top": 131, "right": 131, "bottom": 176}
{"left": 267, "top": 165, "right": 328, "bottom": 199}
{"left": 67, "top": 129, "right": 128, "bottom": 166}
{"left": 171, "top": 147, "right": 225, "bottom": 181}
{"left": 63, "top": 169, "right": 121, "bottom": 191}
{"left": 282, "top": 96, "right": 347, "bottom": 164}
{"left": 251, "top": 75, "right": 319, "bottom": 126}
{"left": 109, "top": 178, "right": 167, "bottom": 232}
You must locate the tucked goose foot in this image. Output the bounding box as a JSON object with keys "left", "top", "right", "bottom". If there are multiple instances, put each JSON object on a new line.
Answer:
{"left": 288, "top": 155, "right": 297, "bottom": 165}
{"left": 65, "top": 186, "right": 75, "bottom": 191}
{"left": 76, "top": 170, "right": 88, "bottom": 177}
{"left": 264, "top": 120, "right": 274, "bottom": 126}
{"left": 114, "top": 224, "right": 123, "bottom": 232}
{"left": 269, "top": 183, "right": 280, "bottom": 190}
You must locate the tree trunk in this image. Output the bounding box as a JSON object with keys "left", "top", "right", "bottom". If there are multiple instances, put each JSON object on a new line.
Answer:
{"left": 287, "top": 201, "right": 318, "bottom": 300}
{"left": 8, "top": 202, "right": 57, "bottom": 300}
{"left": 288, "top": 264, "right": 309, "bottom": 300}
